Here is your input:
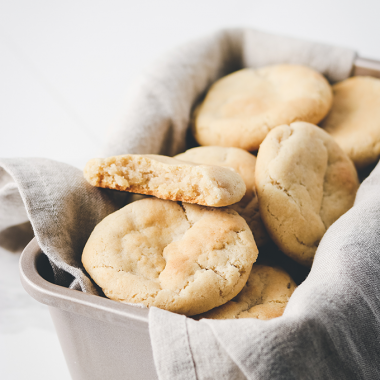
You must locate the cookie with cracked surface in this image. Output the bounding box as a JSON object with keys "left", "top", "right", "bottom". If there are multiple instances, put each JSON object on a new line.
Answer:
{"left": 195, "top": 265, "right": 296, "bottom": 320}
{"left": 255, "top": 122, "right": 359, "bottom": 266}
{"left": 320, "top": 76, "right": 380, "bottom": 170}
{"left": 175, "top": 146, "right": 268, "bottom": 247}
{"left": 192, "top": 64, "right": 332, "bottom": 151}
{"left": 84, "top": 154, "right": 246, "bottom": 207}
{"left": 82, "top": 198, "right": 258, "bottom": 316}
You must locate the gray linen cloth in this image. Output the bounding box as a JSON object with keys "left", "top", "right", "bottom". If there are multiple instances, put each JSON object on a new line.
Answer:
{"left": 150, "top": 163, "right": 380, "bottom": 379}
{"left": 2, "top": 28, "right": 377, "bottom": 378}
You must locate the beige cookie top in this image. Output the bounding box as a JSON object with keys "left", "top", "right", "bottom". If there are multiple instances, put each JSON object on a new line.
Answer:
{"left": 255, "top": 122, "right": 359, "bottom": 266}
{"left": 192, "top": 64, "right": 333, "bottom": 151}
{"left": 195, "top": 265, "right": 296, "bottom": 320}
{"left": 84, "top": 154, "right": 246, "bottom": 207}
{"left": 82, "top": 198, "right": 258, "bottom": 316}
{"left": 175, "top": 146, "right": 268, "bottom": 246}
{"left": 320, "top": 76, "right": 380, "bottom": 169}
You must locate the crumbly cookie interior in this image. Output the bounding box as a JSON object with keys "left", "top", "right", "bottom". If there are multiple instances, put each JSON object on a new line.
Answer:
{"left": 84, "top": 154, "right": 245, "bottom": 207}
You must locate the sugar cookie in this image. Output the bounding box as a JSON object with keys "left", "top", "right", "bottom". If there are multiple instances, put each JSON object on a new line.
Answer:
{"left": 82, "top": 198, "right": 258, "bottom": 316}
{"left": 196, "top": 265, "right": 296, "bottom": 320}
{"left": 193, "top": 64, "right": 332, "bottom": 151}
{"left": 320, "top": 76, "right": 380, "bottom": 169}
{"left": 255, "top": 122, "right": 359, "bottom": 266}
{"left": 84, "top": 154, "right": 246, "bottom": 207}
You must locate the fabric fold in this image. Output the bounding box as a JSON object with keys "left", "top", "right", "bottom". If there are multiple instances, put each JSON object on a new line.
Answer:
{"left": 242, "top": 29, "right": 356, "bottom": 82}
{"left": 0, "top": 158, "right": 125, "bottom": 291}
{"left": 149, "top": 308, "right": 197, "bottom": 380}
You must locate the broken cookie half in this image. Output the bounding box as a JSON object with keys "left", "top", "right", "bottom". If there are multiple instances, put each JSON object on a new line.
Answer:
{"left": 84, "top": 154, "right": 246, "bottom": 207}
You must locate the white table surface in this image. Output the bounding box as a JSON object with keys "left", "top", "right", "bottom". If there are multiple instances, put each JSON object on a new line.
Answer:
{"left": 1, "top": 1, "right": 380, "bottom": 379}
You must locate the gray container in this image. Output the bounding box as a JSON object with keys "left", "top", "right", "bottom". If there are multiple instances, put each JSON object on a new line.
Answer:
{"left": 20, "top": 238, "right": 157, "bottom": 380}
{"left": 19, "top": 57, "right": 380, "bottom": 380}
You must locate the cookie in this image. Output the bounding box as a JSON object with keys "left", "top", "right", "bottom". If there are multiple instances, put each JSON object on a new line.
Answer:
{"left": 84, "top": 154, "right": 246, "bottom": 207}
{"left": 255, "top": 122, "right": 359, "bottom": 266}
{"left": 320, "top": 76, "right": 380, "bottom": 169}
{"left": 82, "top": 198, "right": 258, "bottom": 316}
{"left": 192, "top": 64, "right": 333, "bottom": 151}
{"left": 195, "top": 265, "right": 296, "bottom": 320}
{"left": 175, "top": 146, "right": 268, "bottom": 246}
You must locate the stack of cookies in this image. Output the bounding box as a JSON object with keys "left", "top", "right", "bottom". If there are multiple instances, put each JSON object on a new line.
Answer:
{"left": 82, "top": 63, "right": 379, "bottom": 320}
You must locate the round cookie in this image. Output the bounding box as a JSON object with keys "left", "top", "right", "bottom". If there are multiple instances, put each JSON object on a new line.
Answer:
{"left": 195, "top": 265, "right": 296, "bottom": 320}
{"left": 255, "top": 122, "right": 359, "bottom": 266}
{"left": 320, "top": 76, "right": 380, "bottom": 169}
{"left": 192, "top": 64, "right": 333, "bottom": 151}
{"left": 82, "top": 198, "right": 258, "bottom": 316}
{"left": 175, "top": 146, "right": 268, "bottom": 246}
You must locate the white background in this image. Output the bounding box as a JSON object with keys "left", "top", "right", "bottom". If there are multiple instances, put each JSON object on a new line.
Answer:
{"left": 1, "top": 1, "right": 380, "bottom": 379}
